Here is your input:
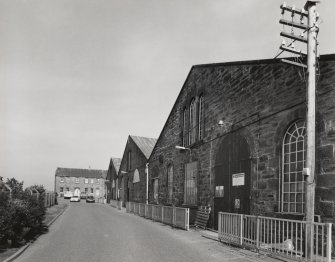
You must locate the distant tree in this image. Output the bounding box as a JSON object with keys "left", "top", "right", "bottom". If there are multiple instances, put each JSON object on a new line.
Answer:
{"left": 6, "top": 178, "right": 24, "bottom": 199}
{"left": 28, "top": 184, "right": 45, "bottom": 194}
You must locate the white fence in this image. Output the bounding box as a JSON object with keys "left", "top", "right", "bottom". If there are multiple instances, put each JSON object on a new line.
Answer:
{"left": 218, "top": 212, "right": 333, "bottom": 262}
{"left": 126, "top": 202, "right": 189, "bottom": 231}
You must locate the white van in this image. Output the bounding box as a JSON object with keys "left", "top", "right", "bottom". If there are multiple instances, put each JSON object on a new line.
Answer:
{"left": 64, "top": 191, "right": 73, "bottom": 199}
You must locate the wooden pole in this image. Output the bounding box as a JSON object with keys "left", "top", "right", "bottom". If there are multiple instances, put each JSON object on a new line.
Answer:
{"left": 305, "top": 0, "right": 319, "bottom": 258}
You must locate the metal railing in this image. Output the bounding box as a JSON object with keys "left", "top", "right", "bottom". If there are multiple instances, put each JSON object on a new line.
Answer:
{"left": 218, "top": 212, "right": 333, "bottom": 262}
{"left": 126, "top": 202, "right": 189, "bottom": 230}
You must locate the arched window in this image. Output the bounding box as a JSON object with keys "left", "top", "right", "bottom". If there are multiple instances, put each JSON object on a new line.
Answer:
{"left": 167, "top": 165, "right": 173, "bottom": 203}
{"left": 133, "top": 169, "right": 140, "bottom": 201}
{"left": 198, "top": 95, "right": 204, "bottom": 140}
{"left": 189, "top": 99, "right": 197, "bottom": 144}
{"left": 183, "top": 107, "right": 188, "bottom": 146}
{"left": 282, "top": 120, "right": 306, "bottom": 213}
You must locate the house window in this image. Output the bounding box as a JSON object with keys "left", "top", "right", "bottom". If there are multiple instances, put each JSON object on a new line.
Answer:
{"left": 198, "top": 95, "right": 204, "bottom": 140}
{"left": 184, "top": 162, "right": 197, "bottom": 205}
{"left": 91, "top": 179, "right": 94, "bottom": 184}
{"left": 189, "top": 99, "right": 197, "bottom": 145}
{"left": 127, "top": 151, "right": 131, "bottom": 171}
{"left": 167, "top": 165, "right": 173, "bottom": 203}
{"left": 90, "top": 188, "right": 94, "bottom": 194}
{"left": 66, "top": 187, "right": 69, "bottom": 191}
{"left": 182, "top": 107, "right": 188, "bottom": 146}
{"left": 96, "top": 179, "right": 100, "bottom": 184}
{"left": 60, "top": 187, "right": 64, "bottom": 192}
{"left": 96, "top": 188, "right": 100, "bottom": 196}
{"left": 153, "top": 178, "right": 159, "bottom": 203}
{"left": 85, "top": 188, "right": 88, "bottom": 194}
{"left": 282, "top": 120, "right": 306, "bottom": 214}
{"left": 60, "top": 178, "right": 64, "bottom": 183}
{"left": 85, "top": 179, "right": 88, "bottom": 184}
{"left": 75, "top": 178, "right": 80, "bottom": 183}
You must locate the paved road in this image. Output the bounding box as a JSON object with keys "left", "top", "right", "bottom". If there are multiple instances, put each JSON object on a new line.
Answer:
{"left": 16, "top": 202, "right": 278, "bottom": 262}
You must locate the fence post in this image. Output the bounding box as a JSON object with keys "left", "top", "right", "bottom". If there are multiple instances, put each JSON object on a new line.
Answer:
{"left": 173, "top": 207, "right": 176, "bottom": 227}
{"left": 240, "top": 215, "right": 244, "bottom": 246}
{"left": 326, "top": 223, "right": 332, "bottom": 262}
{"left": 256, "top": 216, "right": 260, "bottom": 251}
{"left": 185, "top": 208, "right": 189, "bottom": 231}
{"left": 161, "top": 206, "right": 164, "bottom": 223}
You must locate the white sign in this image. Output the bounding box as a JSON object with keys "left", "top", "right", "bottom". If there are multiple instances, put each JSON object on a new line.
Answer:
{"left": 232, "top": 173, "right": 245, "bottom": 186}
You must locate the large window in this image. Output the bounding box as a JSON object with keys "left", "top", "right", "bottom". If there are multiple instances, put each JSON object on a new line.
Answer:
{"left": 133, "top": 169, "right": 140, "bottom": 201}
{"left": 281, "top": 120, "right": 306, "bottom": 214}
{"left": 127, "top": 151, "right": 132, "bottom": 171}
{"left": 167, "top": 165, "right": 173, "bottom": 203}
{"left": 153, "top": 178, "right": 159, "bottom": 203}
{"left": 182, "top": 108, "right": 188, "bottom": 146}
{"left": 189, "top": 99, "right": 197, "bottom": 145}
{"left": 198, "top": 95, "right": 204, "bottom": 140}
{"left": 184, "top": 162, "right": 197, "bottom": 205}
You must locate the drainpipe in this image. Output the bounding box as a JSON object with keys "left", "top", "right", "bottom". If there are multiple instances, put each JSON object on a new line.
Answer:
{"left": 146, "top": 163, "right": 149, "bottom": 204}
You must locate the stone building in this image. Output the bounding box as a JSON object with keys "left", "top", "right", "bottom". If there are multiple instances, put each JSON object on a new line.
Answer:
{"left": 54, "top": 167, "right": 107, "bottom": 202}
{"left": 106, "top": 157, "right": 121, "bottom": 202}
{"left": 118, "top": 135, "right": 157, "bottom": 206}
{"left": 148, "top": 54, "right": 335, "bottom": 229}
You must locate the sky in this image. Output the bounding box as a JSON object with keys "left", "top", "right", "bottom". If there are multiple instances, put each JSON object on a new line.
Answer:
{"left": 1, "top": 0, "right": 334, "bottom": 191}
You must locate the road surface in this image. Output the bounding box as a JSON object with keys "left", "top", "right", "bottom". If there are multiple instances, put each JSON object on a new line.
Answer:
{"left": 16, "top": 201, "right": 278, "bottom": 262}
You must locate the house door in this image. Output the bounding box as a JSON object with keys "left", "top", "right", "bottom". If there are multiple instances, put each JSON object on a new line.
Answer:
{"left": 74, "top": 188, "right": 81, "bottom": 197}
{"left": 213, "top": 132, "right": 251, "bottom": 229}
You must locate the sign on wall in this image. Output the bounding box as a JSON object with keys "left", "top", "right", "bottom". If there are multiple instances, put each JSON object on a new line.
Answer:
{"left": 232, "top": 173, "right": 245, "bottom": 186}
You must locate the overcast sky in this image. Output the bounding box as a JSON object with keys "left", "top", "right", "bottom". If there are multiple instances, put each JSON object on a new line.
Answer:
{"left": 1, "top": 0, "right": 334, "bottom": 190}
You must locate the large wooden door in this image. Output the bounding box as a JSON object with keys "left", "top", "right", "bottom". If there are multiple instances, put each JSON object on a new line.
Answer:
{"left": 214, "top": 132, "right": 251, "bottom": 229}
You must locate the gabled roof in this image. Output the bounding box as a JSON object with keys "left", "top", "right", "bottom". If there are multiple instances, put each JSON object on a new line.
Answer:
{"left": 110, "top": 158, "right": 121, "bottom": 173}
{"left": 130, "top": 135, "right": 157, "bottom": 159}
{"left": 55, "top": 168, "right": 107, "bottom": 179}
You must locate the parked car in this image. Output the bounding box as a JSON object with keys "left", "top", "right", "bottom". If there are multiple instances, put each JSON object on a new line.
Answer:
{"left": 64, "top": 191, "right": 73, "bottom": 199}
{"left": 80, "top": 193, "right": 87, "bottom": 199}
{"left": 86, "top": 195, "right": 95, "bottom": 203}
{"left": 70, "top": 195, "right": 80, "bottom": 202}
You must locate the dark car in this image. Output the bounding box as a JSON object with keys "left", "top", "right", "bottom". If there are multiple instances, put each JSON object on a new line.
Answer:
{"left": 86, "top": 195, "right": 95, "bottom": 203}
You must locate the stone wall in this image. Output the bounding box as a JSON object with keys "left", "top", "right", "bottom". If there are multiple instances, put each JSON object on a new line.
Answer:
{"left": 148, "top": 55, "right": 335, "bottom": 228}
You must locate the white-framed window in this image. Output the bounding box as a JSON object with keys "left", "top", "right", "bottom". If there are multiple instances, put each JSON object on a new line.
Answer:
{"left": 198, "top": 95, "right": 204, "bottom": 140}
{"left": 60, "top": 178, "right": 64, "bottom": 183}
{"left": 167, "top": 165, "right": 173, "bottom": 203}
{"left": 189, "top": 99, "right": 197, "bottom": 145}
{"left": 75, "top": 178, "right": 80, "bottom": 183}
{"left": 96, "top": 188, "right": 100, "bottom": 196}
{"left": 133, "top": 169, "right": 140, "bottom": 201}
{"left": 96, "top": 179, "right": 100, "bottom": 184}
{"left": 60, "top": 187, "right": 64, "bottom": 192}
{"left": 66, "top": 187, "right": 69, "bottom": 191}
{"left": 112, "top": 180, "right": 115, "bottom": 188}
{"left": 85, "top": 178, "right": 88, "bottom": 184}
{"left": 281, "top": 120, "right": 306, "bottom": 214}
{"left": 85, "top": 188, "right": 88, "bottom": 193}
{"left": 184, "top": 161, "right": 197, "bottom": 205}
{"left": 90, "top": 188, "right": 94, "bottom": 193}
{"left": 91, "top": 179, "right": 94, "bottom": 184}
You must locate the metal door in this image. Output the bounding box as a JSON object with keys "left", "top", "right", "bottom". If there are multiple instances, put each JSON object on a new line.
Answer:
{"left": 214, "top": 132, "right": 251, "bottom": 229}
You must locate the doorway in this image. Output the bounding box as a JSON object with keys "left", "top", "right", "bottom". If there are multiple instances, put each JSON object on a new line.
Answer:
{"left": 213, "top": 132, "right": 251, "bottom": 229}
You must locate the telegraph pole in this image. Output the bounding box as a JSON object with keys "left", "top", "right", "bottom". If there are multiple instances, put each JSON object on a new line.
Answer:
{"left": 279, "top": 1, "right": 320, "bottom": 258}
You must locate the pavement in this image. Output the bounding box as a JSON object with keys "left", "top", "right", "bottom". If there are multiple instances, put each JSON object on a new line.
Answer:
{"left": 10, "top": 201, "right": 284, "bottom": 262}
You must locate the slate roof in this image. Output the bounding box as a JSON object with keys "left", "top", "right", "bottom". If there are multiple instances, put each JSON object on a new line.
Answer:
{"left": 130, "top": 135, "right": 157, "bottom": 159}
{"left": 55, "top": 168, "right": 107, "bottom": 179}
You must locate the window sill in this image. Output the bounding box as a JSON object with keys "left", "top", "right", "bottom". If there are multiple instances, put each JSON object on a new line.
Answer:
{"left": 182, "top": 204, "right": 198, "bottom": 208}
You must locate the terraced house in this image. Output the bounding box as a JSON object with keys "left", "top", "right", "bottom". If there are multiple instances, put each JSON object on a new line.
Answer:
{"left": 147, "top": 54, "right": 335, "bottom": 229}
{"left": 54, "top": 167, "right": 107, "bottom": 202}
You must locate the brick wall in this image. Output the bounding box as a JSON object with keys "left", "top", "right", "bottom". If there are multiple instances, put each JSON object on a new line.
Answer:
{"left": 148, "top": 55, "right": 335, "bottom": 228}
